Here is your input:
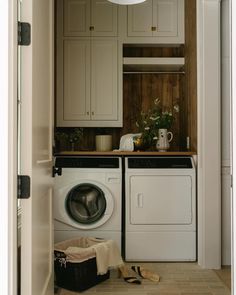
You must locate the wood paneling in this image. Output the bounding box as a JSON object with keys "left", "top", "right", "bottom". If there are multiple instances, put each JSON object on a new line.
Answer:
{"left": 185, "top": 0, "right": 197, "bottom": 152}
{"left": 55, "top": 127, "right": 122, "bottom": 152}
{"left": 123, "top": 45, "right": 185, "bottom": 57}
{"left": 123, "top": 73, "right": 182, "bottom": 149}
{"left": 57, "top": 151, "right": 197, "bottom": 156}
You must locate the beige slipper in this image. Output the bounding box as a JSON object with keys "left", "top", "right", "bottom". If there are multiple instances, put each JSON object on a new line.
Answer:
{"left": 131, "top": 266, "right": 160, "bottom": 282}
{"left": 118, "top": 265, "right": 142, "bottom": 285}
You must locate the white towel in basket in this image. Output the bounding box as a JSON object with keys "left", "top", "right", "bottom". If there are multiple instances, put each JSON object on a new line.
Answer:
{"left": 90, "top": 239, "right": 124, "bottom": 275}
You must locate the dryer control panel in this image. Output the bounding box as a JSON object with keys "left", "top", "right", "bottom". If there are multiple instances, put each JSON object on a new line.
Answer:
{"left": 128, "top": 157, "right": 193, "bottom": 169}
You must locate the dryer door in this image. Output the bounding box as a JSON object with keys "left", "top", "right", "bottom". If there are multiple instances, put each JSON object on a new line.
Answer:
{"left": 129, "top": 175, "right": 193, "bottom": 225}
{"left": 55, "top": 181, "right": 114, "bottom": 229}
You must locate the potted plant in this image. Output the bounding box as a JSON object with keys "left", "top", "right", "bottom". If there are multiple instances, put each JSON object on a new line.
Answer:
{"left": 68, "top": 128, "right": 83, "bottom": 150}
{"left": 135, "top": 98, "right": 179, "bottom": 151}
{"left": 55, "top": 128, "right": 83, "bottom": 151}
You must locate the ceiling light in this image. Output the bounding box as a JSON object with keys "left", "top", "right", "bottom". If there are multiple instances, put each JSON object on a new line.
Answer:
{"left": 108, "top": 0, "right": 146, "bottom": 5}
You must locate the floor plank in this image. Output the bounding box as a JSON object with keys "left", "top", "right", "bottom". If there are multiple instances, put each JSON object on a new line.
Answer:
{"left": 214, "top": 266, "right": 231, "bottom": 290}
{"left": 57, "top": 263, "right": 231, "bottom": 295}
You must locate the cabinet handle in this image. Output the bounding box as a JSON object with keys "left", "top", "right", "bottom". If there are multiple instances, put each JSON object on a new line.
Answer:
{"left": 151, "top": 26, "right": 157, "bottom": 31}
{"left": 89, "top": 26, "right": 94, "bottom": 31}
{"left": 87, "top": 111, "right": 89, "bottom": 115}
{"left": 136, "top": 193, "right": 143, "bottom": 208}
{"left": 92, "top": 111, "right": 94, "bottom": 115}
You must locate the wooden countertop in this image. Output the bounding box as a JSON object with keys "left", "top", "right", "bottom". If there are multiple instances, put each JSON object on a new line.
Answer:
{"left": 56, "top": 150, "right": 197, "bottom": 156}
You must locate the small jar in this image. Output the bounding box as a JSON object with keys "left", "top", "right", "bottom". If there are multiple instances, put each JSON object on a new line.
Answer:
{"left": 95, "top": 135, "right": 112, "bottom": 151}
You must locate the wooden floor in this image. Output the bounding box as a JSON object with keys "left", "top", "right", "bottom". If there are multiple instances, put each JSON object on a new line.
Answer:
{"left": 58, "top": 263, "right": 231, "bottom": 295}
{"left": 214, "top": 266, "right": 231, "bottom": 290}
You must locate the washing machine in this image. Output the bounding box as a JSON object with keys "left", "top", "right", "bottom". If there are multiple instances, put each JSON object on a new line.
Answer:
{"left": 125, "top": 156, "right": 196, "bottom": 261}
{"left": 54, "top": 157, "right": 122, "bottom": 250}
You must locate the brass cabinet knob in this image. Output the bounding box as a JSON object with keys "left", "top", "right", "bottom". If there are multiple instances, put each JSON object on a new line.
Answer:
{"left": 89, "top": 26, "right": 94, "bottom": 31}
{"left": 151, "top": 26, "right": 157, "bottom": 31}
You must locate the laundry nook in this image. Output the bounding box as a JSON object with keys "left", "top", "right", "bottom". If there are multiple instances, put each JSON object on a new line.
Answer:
{"left": 11, "top": 0, "right": 231, "bottom": 294}
{"left": 51, "top": 0, "right": 230, "bottom": 293}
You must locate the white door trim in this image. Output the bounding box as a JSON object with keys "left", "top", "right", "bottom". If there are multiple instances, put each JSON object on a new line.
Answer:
{"left": 197, "top": 0, "right": 222, "bottom": 268}
{"left": 231, "top": 0, "right": 236, "bottom": 292}
{"left": 0, "top": 0, "right": 18, "bottom": 294}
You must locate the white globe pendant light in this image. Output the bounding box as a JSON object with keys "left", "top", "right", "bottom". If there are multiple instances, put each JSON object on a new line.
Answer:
{"left": 108, "top": 0, "right": 146, "bottom": 5}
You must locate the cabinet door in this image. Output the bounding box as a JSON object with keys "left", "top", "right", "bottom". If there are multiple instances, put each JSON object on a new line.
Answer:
{"left": 64, "top": 0, "right": 90, "bottom": 36}
{"left": 63, "top": 40, "right": 91, "bottom": 121}
{"left": 91, "top": 0, "right": 118, "bottom": 36}
{"left": 127, "top": 0, "right": 153, "bottom": 37}
{"left": 91, "top": 40, "right": 118, "bottom": 120}
{"left": 152, "top": 0, "right": 178, "bottom": 37}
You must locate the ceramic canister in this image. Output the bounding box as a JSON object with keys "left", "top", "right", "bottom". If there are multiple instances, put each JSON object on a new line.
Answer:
{"left": 95, "top": 135, "right": 112, "bottom": 151}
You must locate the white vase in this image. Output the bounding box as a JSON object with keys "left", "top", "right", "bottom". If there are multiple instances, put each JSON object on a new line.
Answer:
{"left": 156, "top": 129, "right": 173, "bottom": 152}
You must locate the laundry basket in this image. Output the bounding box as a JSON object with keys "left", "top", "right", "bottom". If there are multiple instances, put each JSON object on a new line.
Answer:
{"left": 54, "top": 237, "right": 110, "bottom": 292}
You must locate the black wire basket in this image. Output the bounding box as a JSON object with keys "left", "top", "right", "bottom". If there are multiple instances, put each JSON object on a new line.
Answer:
{"left": 54, "top": 250, "right": 110, "bottom": 292}
{"left": 54, "top": 239, "right": 110, "bottom": 292}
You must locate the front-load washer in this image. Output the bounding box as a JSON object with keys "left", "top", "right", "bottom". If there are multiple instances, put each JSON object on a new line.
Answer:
{"left": 54, "top": 157, "right": 122, "bottom": 250}
{"left": 125, "top": 156, "right": 196, "bottom": 261}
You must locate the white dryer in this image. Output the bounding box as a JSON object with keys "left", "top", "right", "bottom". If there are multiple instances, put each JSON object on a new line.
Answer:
{"left": 125, "top": 157, "right": 196, "bottom": 261}
{"left": 54, "top": 157, "right": 122, "bottom": 250}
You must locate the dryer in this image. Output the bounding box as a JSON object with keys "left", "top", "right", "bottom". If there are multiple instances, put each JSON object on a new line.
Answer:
{"left": 125, "top": 156, "right": 196, "bottom": 261}
{"left": 54, "top": 157, "right": 122, "bottom": 250}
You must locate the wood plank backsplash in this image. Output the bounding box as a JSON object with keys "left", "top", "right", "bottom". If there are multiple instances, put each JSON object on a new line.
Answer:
{"left": 185, "top": 0, "right": 197, "bottom": 152}
{"left": 122, "top": 73, "right": 183, "bottom": 149}
{"left": 123, "top": 45, "right": 185, "bottom": 58}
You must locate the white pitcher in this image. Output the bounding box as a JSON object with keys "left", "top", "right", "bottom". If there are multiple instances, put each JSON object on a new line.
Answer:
{"left": 156, "top": 129, "right": 173, "bottom": 152}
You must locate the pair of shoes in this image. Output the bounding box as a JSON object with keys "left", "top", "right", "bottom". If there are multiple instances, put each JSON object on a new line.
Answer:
{"left": 118, "top": 265, "right": 142, "bottom": 285}
{"left": 131, "top": 266, "right": 160, "bottom": 282}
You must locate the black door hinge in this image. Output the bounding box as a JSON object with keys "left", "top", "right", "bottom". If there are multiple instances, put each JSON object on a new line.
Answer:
{"left": 52, "top": 166, "right": 62, "bottom": 178}
{"left": 17, "top": 175, "right": 31, "bottom": 199}
{"left": 18, "top": 22, "right": 31, "bottom": 46}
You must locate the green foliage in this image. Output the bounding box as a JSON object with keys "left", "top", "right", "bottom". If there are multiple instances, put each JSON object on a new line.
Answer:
{"left": 68, "top": 128, "right": 83, "bottom": 143}
{"left": 136, "top": 98, "right": 178, "bottom": 147}
{"left": 55, "top": 128, "right": 83, "bottom": 144}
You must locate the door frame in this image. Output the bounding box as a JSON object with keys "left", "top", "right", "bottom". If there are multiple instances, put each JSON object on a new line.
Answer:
{"left": 0, "top": 0, "right": 18, "bottom": 295}
{"left": 197, "top": 0, "right": 222, "bottom": 269}
{"left": 231, "top": 0, "right": 236, "bottom": 292}
{"left": 0, "top": 0, "right": 231, "bottom": 294}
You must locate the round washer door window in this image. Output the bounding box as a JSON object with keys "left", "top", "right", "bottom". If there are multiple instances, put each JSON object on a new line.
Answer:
{"left": 66, "top": 183, "right": 107, "bottom": 225}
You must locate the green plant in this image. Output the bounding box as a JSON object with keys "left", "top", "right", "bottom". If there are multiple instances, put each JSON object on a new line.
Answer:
{"left": 135, "top": 98, "right": 179, "bottom": 147}
{"left": 68, "top": 128, "right": 83, "bottom": 143}
{"left": 55, "top": 128, "right": 83, "bottom": 144}
{"left": 135, "top": 110, "right": 157, "bottom": 147}
{"left": 55, "top": 131, "right": 68, "bottom": 142}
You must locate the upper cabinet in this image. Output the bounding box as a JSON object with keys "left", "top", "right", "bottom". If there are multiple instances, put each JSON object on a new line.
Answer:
{"left": 91, "top": 40, "right": 118, "bottom": 121}
{"left": 127, "top": 0, "right": 153, "bottom": 37}
{"left": 57, "top": 0, "right": 122, "bottom": 127}
{"left": 125, "top": 0, "right": 184, "bottom": 43}
{"left": 64, "top": 0, "right": 118, "bottom": 37}
{"left": 58, "top": 39, "right": 119, "bottom": 126}
{"left": 62, "top": 40, "right": 91, "bottom": 122}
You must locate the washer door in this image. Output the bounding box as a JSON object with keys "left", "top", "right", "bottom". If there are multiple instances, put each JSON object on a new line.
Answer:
{"left": 66, "top": 183, "right": 107, "bottom": 225}
{"left": 55, "top": 181, "right": 114, "bottom": 229}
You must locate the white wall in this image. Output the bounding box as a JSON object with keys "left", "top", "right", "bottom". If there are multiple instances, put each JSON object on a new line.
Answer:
{"left": 221, "top": 0, "right": 231, "bottom": 266}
